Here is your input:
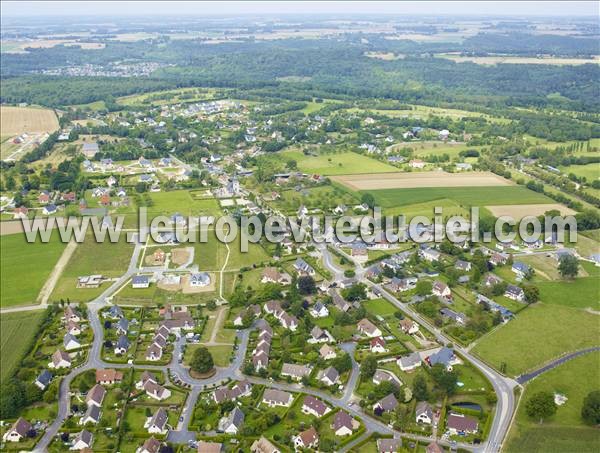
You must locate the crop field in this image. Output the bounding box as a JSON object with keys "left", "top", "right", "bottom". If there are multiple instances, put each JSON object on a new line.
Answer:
{"left": 0, "top": 231, "right": 66, "bottom": 307}
{"left": 486, "top": 203, "right": 577, "bottom": 219}
{"left": 506, "top": 352, "right": 600, "bottom": 453}
{"left": 365, "top": 186, "right": 553, "bottom": 208}
{"left": 278, "top": 150, "right": 397, "bottom": 175}
{"left": 436, "top": 53, "right": 600, "bottom": 66}
{"left": 383, "top": 198, "right": 469, "bottom": 219}
{"left": 332, "top": 171, "right": 512, "bottom": 190}
{"left": 473, "top": 304, "right": 599, "bottom": 377}
{"left": 0, "top": 310, "right": 45, "bottom": 383}
{"left": 0, "top": 106, "right": 59, "bottom": 135}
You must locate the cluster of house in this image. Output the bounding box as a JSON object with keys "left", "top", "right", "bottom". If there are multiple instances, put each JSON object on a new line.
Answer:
{"left": 252, "top": 319, "right": 273, "bottom": 371}
{"left": 145, "top": 306, "right": 196, "bottom": 361}
{"left": 102, "top": 305, "right": 134, "bottom": 356}
{"left": 45, "top": 305, "right": 86, "bottom": 377}
{"left": 263, "top": 300, "right": 299, "bottom": 331}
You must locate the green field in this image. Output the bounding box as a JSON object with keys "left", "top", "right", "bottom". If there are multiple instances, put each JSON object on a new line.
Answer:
{"left": 368, "top": 186, "right": 554, "bottom": 208}
{"left": 559, "top": 163, "right": 599, "bottom": 181}
{"left": 278, "top": 150, "right": 398, "bottom": 175}
{"left": 383, "top": 198, "right": 469, "bottom": 219}
{"left": 271, "top": 184, "right": 359, "bottom": 213}
{"left": 0, "top": 232, "right": 66, "bottom": 307}
{"left": 0, "top": 310, "right": 45, "bottom": 383}
{"left": 473, "top": 304, "right": 599, "bottom": 377}
{"left": 506, "top": 352, "right": 600, "bottom": 453}
{"left": 536, "top": 262, "right": 600, "bottom": 310}
{"left": 146, "top": 190, "right": 222, "bottom": 217}
{"left": 50, "top": 234, "right": 134, "bottom": 302}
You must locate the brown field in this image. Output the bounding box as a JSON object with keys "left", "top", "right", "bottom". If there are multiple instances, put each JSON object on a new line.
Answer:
{"left": 0, "top": 106, "right": 59, "bottom": 135}
{"left": 331, "top": 171, "right": 512, "bottom": 190}
{"left": 364, "top": 51, "right": 404, "bottom": 60}
{"left": 437, "top": 53, "right": 600, "bottom": 66}
{"left": 486, "top": 204, "right": 577, "bottom": 219}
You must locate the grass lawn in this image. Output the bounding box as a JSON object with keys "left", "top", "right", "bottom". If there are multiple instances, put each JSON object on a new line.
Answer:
{"left": 473, "top": 304, "right": 600, "bottom": 377}
{"left": 362, "top": 298, "right": 398, "bottom": 316}
{"left": 145, "top": 190, "right": 222, "bottom": 218}
{"left": 536, "top": 263, "right": 600, "bottom": 310}
{"left": 278, "top": 150, "right": 397, "bottom": 175}
{"left": 383, "top": 198, "right": 469, "bottom": 219}
{"left": 184, "top": 344, "right": 233, "bottom": 367}
{"left": 0, "top": 231, "right": 66, "bottom": 307}
{"left": 369, "top": 186, "right": 553, "bottom": 208}
{"left": 51, "top": 234, "right": 134, "bottom": 302}
{"left": 558, "top": 163, "right": 599, "bottom": 181}
{"left": 0, "top": 310, "right": 45, "bottom": 383}
{"left": 505, "top": 352, "right": 600, "bottom": 453}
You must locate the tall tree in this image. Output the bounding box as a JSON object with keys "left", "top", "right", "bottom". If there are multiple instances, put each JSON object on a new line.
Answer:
{"left": 525, "top": 391, "right": 557, "bottom": 424}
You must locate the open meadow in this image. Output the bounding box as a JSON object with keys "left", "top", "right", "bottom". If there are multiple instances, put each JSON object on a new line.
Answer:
{"left": 0, "top": 105, "right": 59, "bottom": 135}
{"left": 486, "top": 203, "right": 577, "bottom": 219}
{"left": 505, "top": 352, "right": 600, "bottom": 453}
{"left": 473, "top": 304, "right": 599, "bottom": 377}
{"left": 0, "top": 310, "right": 45, "bottom": 383}
{"left": 0, "top": 231, "right": 66, "bottom": 307}
{"left": 278, "top": 150, "right": 398, "bottom": 175}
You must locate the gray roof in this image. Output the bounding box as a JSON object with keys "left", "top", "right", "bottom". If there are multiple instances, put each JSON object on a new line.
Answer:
{"left": 149, "top": 407, "right": 168, "bottom": 429}
{"left": 36, "top": 369, "right": 53, "bottom": 386}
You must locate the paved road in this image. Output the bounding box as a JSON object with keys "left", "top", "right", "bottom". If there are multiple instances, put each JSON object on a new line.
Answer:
{"left": 318, "top": 243, "right": 517, "bottom": 453}
{"left": 516, "top": 347, "right": 600, "bottom": 384}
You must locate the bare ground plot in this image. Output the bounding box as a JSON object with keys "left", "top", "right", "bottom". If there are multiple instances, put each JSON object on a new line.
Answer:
{"left": 486, "top": 204, "right": 577, "bottom": 219}
{"left": 331, "top": 171, "right": 512, "bottom": 190}
{"left": 171, "top": 248, "right": 192, "bottom": 266}
{"left": 436, "top": 53, "right": 600, "bottom": 66}
{"left": 0, "top": 106, "right": 59, "bottom": 135}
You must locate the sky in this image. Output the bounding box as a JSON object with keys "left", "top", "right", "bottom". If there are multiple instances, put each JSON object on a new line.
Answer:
{"left": 1, "top": 1, "right": 598, "bottom": 17}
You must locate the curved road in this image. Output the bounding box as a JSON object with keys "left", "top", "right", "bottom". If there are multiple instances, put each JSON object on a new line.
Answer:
{"left": 516, "top": 346, "right": 600, "bottom": 384}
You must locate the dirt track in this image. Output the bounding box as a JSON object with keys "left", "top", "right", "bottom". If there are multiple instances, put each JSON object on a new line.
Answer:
{"left": 331, "top": 171, "right": 512, "bottom": 190}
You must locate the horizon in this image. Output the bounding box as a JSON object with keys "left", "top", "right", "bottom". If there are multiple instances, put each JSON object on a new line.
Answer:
{"left": 1, "top": 1, "right": 598, "bottom": 18}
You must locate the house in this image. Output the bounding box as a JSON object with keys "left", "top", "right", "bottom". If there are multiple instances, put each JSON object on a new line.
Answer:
{"left": 377, "top": 438, "right": 402, "bottom": 453}
{"left": 455, "top": 260, "right": 472, "bottom": 272}
{"left": 264, "top": 300, "right": 283, "bottom": 317}
{"left": 293, "top": 427, "right": 319, "bottom": 450}
{"left": 387, "top": 277, "right": 417, "bottom": 293}
{"left": 489, "top": 252, "right": 509, "bottom": 266}
{"left": 309, "top": 326, "right": 332, "bottom": 344}
{"left": 512, "top": 261, "right": 531, "bottom": 278}
{"left": 137, "top": 437, "right": 162, "bottom": 453}
{"left": 116, "top": 317, "right": 129, "bottom": 335}
{"left": 64, "top": 333, "right": 81, "bottom": 351}
{"left": 35, "top": 369, "right": 53, "bottom": 390}
{"left": 261, "top": 267, "right": 291, "bottom": 285}
{"left": 373, "top": 369, "right": 402, "bottom": 387}
{"left": 43, "top": 203, "right": 58, "bottom": 215}
{"left": 64, "top": 305, "right": 81, "bottom": 322}
{"left": 409, "top": 159, "right": 426, "bottom": 169}
{"left": 309, "top": 301, "right": 329, "bottom": 318}
{"left": 12, "top": 206, "right": 29, "bottom": 219}
{"left": 350, "top": 246, "right": 368, "bottom": 263}
{"left": 320, "top": 366, "right": 340, "bottom": 386}
{"left": 38, "top": 190, "right": 50, "bottom": 204}
{"left": 357, "top": 318, "right": 382, "bottom": 337}
{"left": 146, "top": 343, "right": 163, "bottom": 361}
{"left": 399, "top": 319, "right": 419, "bottom": 335}
{"left": 279, "top": 313, "right": 299, "bottom": 331}
{"left": 86, "top": 384, "right": 106, "bottom": 407}
{"left": 281, "top": 363, "right": 311, "bottom": 380}
{"left": 370, "top": 336, "right": 388, "bottom": 353}
{"left": 2, "top": 418, "right": 32, "bottom": 442}
{"left": 233, "top": 305, "right": 261, "bottom": 326}
{"left": 190, "top": 272, "right": 211, "bottom": 287}
{"left": 332, "top": 410, "right": 359, "bottom": 436}
{"left": 373, "top": 393, "right": 399, "bottom": 413}
{"left": 71, "top": 430, "right": 93, "bottom": 450}
{"left": 297, "top": 205, "right": 308, "bottom": 218}
{"left": 320, "top": 344, "right": 337, "bottom": 360}
{"left": 505, "top": 284, "right": 525, "bottom": 302}
{"left": 251, "top": 436, "right": 281, "bottom": 453}
{"left": 440, "top": 308, "right": 467, "bottom": 325}
{"left": 415, "top": 401, "right": 433, "bottom": 424}
{"left": 302, "top": 395, "right": 331, "bottom": 418}
{"left": 294, "top": 257, "right": 315, "bottom": 276}
{"left": 132, "top": 275, "right": 150, "bottom": 289}
{"left": 146, "top": 407, "right": 169, "bottom": 434}
{"left": 82, "top": 142, "right": 99, "bottom": 158}
{"left": 50, "top": 349, "right": 71, "bottom": 369}
{"left": 95, "top": 369, "right": 123, "bottom": 385}
{"left": 446, "top": 412, "right": 479, "bottom": 435}
{"left": 114, "top": 335, "right": 130, "bottom": 355}
{"left": 218, "top": 407, "right": 244, "bottom": 434}
{"left": 432, "top": 281, "right": 451, "bottom": 298}
{"left": 106, "top": 305, "right": 123, "bottom": 319}
{"left": 197, "top": 441, "right": 223, "bottom": 453}
{"left": 426, "top": 442, "right": 444, "bottom": 453}
{"left": 397, "top": 352, "right": 422, "bottom": 372}
{"left": 484, "top": 274, "right": 502, "bottom": 287}
{"left": 262, "top": 389, "right": 293, "bottom": 407}
{"left": 136, "top": 371, "right": 158, "bottom": 390}
{"left": 438, "top": 129, "right": 450, "bottom": 140}
{"left": 80, "top": 405, "right": 101, "bottom": 425}
{"left": 421, "top": 248, "right": 441, "bottom": 262}
{"left": 426, "top": 347, "right": 459, "bottom": 371}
